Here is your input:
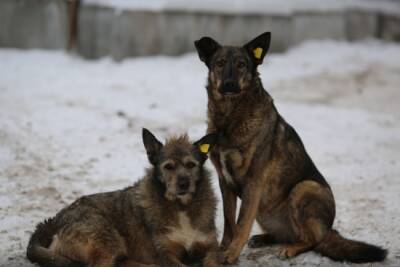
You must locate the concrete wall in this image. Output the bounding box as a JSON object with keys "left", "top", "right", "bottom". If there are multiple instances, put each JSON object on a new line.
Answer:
{"left": 379, "top": 14, "right": 400, "bottom": 41}
{"left": 345, "top": 10, "right": 378, "bottom": 41}
{"left": 76, "top": 4, "right": 400, "bottom": 60}
{"left": 76, "top": 9, "right": 292, "bottom": 60}
{"left": 292, "top": 12, "right": 346, "bottom": 45}
{"left": 0, "top": 0, "right": 68, "bottom": 49}
{"left": 0, "top": 0, "right": 399, "bottom": 59}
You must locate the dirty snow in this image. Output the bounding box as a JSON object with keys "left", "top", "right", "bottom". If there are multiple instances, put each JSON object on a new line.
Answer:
{"left": 1, "top": 40, "right": 400, "bottom": 266}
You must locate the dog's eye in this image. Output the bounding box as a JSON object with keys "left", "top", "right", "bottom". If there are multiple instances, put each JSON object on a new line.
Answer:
{"left": 164, "top": 163, "right": 175, "bottom": 170}
{"left": 238, "top": 61, "right": 246, "bottom": 68}
{"left": 216, "top": 60, "right": 224, "bottom": 67}
{"left": 185, "top": 162, "right": 196, "bottom": 169}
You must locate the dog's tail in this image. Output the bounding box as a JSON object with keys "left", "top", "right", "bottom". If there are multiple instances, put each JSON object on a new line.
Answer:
{"left": 314, "top": 229, "right": 387, "bottom": 263}
{"left": 27, "top": 218, "right": 82, "bottom": 267}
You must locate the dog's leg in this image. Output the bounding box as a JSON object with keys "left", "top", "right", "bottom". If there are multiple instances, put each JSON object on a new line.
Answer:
{"left": 211, "top": 151, "right": 237, "bottom": 250}
{"left": 119, "top": 259, "right": 159, "bottom": 267}
{"left": 203, "top": 247, "right": 220, "bottom": 267}
{"left": 278, "top": 242, "right": 315, "bottom": 258}
{"left": 278, "top": 181, "right": 334, "bottom": 259}
{"left": 155, "top": 242, "right": 186, "bottom": 267}
{"left": 158, "top": 253, "right": 185, "bottom": 267}
{"left": 219, "top": 179, "right": 237, "bottom": 250}
{"left": 88, "top": 254, "right": 119, "bottom": 267}
{"left": 223, "top": 182, "right": 263, "bottom": 264}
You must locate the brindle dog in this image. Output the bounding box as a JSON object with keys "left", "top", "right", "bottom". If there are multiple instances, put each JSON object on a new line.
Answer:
{"left": 194, "top": 32, "right": 387, "bottom": 264}
{"left": 27, "top": 129, "right": 220, "bottom": 267}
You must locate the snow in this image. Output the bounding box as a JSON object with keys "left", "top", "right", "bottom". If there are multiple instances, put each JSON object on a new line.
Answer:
{"left": 1, "top": 40, "right": 400, "bottom": 266}
{"left": 83, "top": 0, "right": 400, "bottom": 16}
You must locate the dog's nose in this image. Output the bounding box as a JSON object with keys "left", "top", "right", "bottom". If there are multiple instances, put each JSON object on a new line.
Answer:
{"left": 221, "top": 80, "right": 239, "bottom": 94}
{"left": 178, "top": 177, "right": 190, "bottom": 191}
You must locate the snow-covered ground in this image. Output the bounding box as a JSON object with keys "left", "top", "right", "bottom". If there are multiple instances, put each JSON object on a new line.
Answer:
{"left": 1, "top": 40, "right": 400, "bottom": 267}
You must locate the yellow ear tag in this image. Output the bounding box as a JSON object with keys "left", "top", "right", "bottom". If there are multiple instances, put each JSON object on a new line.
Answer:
{"left": 199, "top": 144, "right": 210, "bottom": 153}
{"left": 253, "top": 47, "right": 263, "bottom": 59}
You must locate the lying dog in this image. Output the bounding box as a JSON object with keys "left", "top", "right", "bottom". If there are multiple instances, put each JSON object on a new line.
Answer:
{"left": 194, "top": 32, "right": 387, "bottom": 264}
{"left": 27, "top": 128, "right": 219, "bottom": 267}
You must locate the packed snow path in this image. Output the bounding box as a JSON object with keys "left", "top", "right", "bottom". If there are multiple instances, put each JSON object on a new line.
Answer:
{"left": 1, "top": 40, "right": 400, "bottom": 267}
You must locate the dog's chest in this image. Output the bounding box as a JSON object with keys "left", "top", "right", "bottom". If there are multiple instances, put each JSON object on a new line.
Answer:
{"left": 219, "top": 149, "right": 242, "bottom": 187}
{"left": 220, "top": 150, "right": 235, "bottom": 186}
{"left": 166, "top": 212, "right": 209, "bottom": 250}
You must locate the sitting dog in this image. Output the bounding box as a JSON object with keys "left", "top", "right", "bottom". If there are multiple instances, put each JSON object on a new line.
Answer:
{"left": 194, "top": 32, "right": 387, "bottom": 264}
{"left": 27, "top": 128, "right": 219, "bottom": 267}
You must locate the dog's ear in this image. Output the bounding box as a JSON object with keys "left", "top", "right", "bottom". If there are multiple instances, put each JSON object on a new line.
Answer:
{"left": 193, "top": 132, "right": 218, "bottom": 162}
{"left": 142, "top": 128, "right": 163, "bottom": 165}
{"left": 243, "top": 32, "right": 271, "bottom": 66}
{"left": 194, "top": 37, "right": 221, "bottom": 67}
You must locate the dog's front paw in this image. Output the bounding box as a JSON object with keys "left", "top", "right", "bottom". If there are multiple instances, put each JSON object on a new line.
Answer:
{"left": 222, "top": 246, "right": 241, "bottom": 265}
{"left": 247, "top": 234, "right": 265, "bottom": 248}
{"left": 219, "top": 237, "right": 232, "bottom": 251}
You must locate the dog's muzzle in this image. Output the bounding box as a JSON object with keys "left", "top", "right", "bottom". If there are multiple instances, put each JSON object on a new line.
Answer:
{"left": 177, "top": 176, "right": 190, "bottom": 195}
{"left": 219, "top": 80, "right": 240, "bottom": 95}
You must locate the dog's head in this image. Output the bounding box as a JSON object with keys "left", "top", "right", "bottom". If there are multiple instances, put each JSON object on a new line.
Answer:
{"left": 194, "top": 32, "right": 270, "bottom": 99}
{"left": 142, "top": 128, "right": 217, "bottom": 205}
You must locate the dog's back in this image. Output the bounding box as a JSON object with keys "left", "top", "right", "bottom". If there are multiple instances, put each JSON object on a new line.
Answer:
{"left": 27, "top": 187, "right": 150, "bottom": 267}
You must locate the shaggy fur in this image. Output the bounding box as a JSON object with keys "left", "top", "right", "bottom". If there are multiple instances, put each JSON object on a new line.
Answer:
{"left": 27, "top": 129, "right": 220, "bottom": 267}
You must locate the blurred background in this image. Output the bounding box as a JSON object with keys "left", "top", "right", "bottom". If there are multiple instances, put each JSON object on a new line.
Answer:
{"left": 1, "top": 1, "right": 400, "bottom": 267}
{"left": 1, "top": 0, "right": 399, "bottom": 59}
